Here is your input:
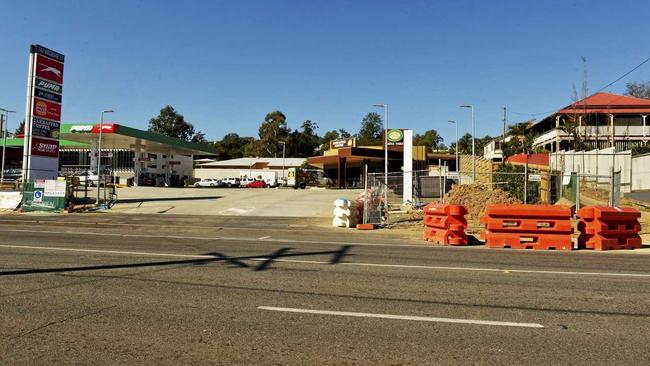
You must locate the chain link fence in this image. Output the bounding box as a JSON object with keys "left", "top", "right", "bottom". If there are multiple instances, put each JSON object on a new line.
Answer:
{"left": 361, "top": 165, "right": 623, "bottom": 226}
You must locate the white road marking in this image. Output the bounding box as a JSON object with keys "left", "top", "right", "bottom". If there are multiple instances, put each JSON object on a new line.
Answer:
{"left": 218, "top": 207, "right": 253, "bottom": 215}
{"left": 0, "top": 228, "right": 425, "bottom": 248}
{"left": 1, "top": 244, "right": 649, "bottom": 278}
{"left": 258, "top": 236, "right": 272, "bottom": 240}
{"left": 257, "top": 306, "right": 545, "bottom": 328}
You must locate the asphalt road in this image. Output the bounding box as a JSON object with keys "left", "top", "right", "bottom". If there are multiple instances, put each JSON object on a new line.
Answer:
{"left": 0, "top": 214, "right": 649, "bottom": 365}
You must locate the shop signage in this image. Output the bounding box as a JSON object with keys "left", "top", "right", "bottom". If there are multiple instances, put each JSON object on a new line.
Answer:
{"left": 330, "top": 138, "right": 356, "bottom": 149}
{"left": 91, "top": 123, "right": 116, "bottom": 134}
{"left": 31, "top": 117, "right": 60, "bottom": 139}
{"left": 70, "top": 125, "right": 93, "bottom": 133}
{"left": 34, "top": 54, "right": 64, "bottom": 84}
{"left": 35, "top": 77, "right": 62, "bottom": 94}
{"left": 32, "top": 98, "right": 61, "bottom": 122}
{"left": 386, "top": 129, "right": 404, "bottom": 146}
{"left": 34, "top": 88, "right": 62, "bottom": 103}
{"left": 31, "top": 44, "right": 65, "bottom": 62}
{"left": 30, "top": 137, "right": 59, "bottom": 158}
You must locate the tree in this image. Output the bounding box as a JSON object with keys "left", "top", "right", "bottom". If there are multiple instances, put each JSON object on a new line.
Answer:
{"left": 358, "top": 112, "right": 382, "bottom": 145}
{"left": 258, "top": 110, "right": 290, "bottom": 157}
{"left": 456, "top": 133, "right": 473, "bottom": 155}
{"left": 338, "top": 129, "right": 351, "bottom": 138}
{"left": 414, "top": 129, "right": 444, "bottom": 151}
{"left": 191, "top": 131, "right": 207, "bottom": 143}
{"left": 15, "top": 120, "right": 25, "bottom": 135}
{"left": 148, "top": 105, "right": 200, "bottom": 141}
{"left": 625, "top": 81, "right": 650, "bottom": 99}
{"left": 502, "top": 120, "right": 536, "bottom": 157}
{"left": 215, "top": 133, "right": 254, "bottom": 160}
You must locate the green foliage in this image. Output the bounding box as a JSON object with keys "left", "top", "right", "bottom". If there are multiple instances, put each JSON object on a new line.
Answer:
{"left": 455, "top": 133, "right": 491, "bottom": 155}
{"left": 632, "top": 142, "right": 650, "bottom": 156}
{"left": 148, "top": 105, "right": 200, "bottom": 141}
{"left": 358, "top": 112, "right": 383, "bottom": 145}
{"left": 414, "top": 129, "right": 445, "bottom": 151}
{"left": 15, "top": 120, "right": 25, "bottom": 135}
{"left": 214, "top": 133, "right": 255, "bottom": 160}
{"left": 258, "top": 110, "right": 290, "bottom": 157}
{"left": 285, "top": 120, "right": 320, "bottom": 157}
{"left": 494, "top": 164, "right": 539, "bottom": 203}
{"left": 502, "top": 119, "right": 538, "bottom": 158}
{"left": 625, "top": 81, "right": 650, "bottom": 99}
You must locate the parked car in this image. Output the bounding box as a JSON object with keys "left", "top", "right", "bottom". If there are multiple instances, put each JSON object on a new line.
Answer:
{"left": 194, "top": 178, "right": 220, "bottom": 187}
{"left": 240, "top": 177, "right": 256, "bottom": 187}
{"left": 246, "top": 180, "right": 267, "bottom": 188}
{"left": 221, "top": 177, "right": 241, "bottom": 187}
{"left": 77, "top": 170, "right": 100, "bottom": 186}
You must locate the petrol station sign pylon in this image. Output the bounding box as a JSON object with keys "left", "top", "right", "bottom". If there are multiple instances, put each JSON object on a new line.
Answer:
{"left": 22, "top": 44, "right": 65, "bottom": 181}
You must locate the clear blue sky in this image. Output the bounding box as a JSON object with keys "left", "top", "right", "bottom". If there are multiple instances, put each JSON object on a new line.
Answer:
{"left": 1, "top": 0, "right": 649, "bottom": 144}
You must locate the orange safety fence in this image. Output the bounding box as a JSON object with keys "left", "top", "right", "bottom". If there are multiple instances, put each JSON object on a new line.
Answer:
{"left": 423, "top": 203, "right": 468, "bottom": 246}
{"left": 480, "top": 204, "right": 573, "bottom": 250}
{"left": 577, "top": 206, "right": 642, "bottom": 250}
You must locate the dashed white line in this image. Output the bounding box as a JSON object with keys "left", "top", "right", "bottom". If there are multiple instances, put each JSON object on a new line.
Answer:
{"left": 1, "top": 244, "right": 649, "bottom": 278}
{"left": 257, "top": 306, "right": 545, "bottom": 328}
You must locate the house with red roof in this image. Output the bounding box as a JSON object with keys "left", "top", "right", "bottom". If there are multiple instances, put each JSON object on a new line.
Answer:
{"left": 530, "top": 92, "right": 650, "bottom": 152}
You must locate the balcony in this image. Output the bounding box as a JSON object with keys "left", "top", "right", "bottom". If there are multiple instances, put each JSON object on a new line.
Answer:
{"left": 533, "top": 126, "right": 649, "bottom": 147}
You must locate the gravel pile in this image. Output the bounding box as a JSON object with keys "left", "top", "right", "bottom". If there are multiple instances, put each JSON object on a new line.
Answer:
{"left": 444, "top": 184, "right": 520, "bottom": 221}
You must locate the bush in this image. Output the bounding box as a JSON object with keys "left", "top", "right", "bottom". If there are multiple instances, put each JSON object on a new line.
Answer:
{"left": 493, "top": 164, "right": 540, "bottom": 203}
{"left": 631, "top": 143, "right": 650, "bottom": 156}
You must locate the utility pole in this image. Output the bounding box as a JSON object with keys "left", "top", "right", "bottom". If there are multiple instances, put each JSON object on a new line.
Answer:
{"left": 502, "top": 107, "right": 507, "bottom": 161}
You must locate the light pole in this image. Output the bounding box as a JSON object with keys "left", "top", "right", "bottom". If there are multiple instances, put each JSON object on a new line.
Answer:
{"left": 0, "top": 108, "right": 16, "bottom": 185}
{"left": 448, "top": 120, "right": 458, "bottom": 173}
{"left": 372, "top": 103, "right": 388, "bottom": 214}
{"left": 460, "top": 105, "right": 475, "bottom": 181}
{"left": 279, "top": 141, "right": 286, "bottom": 186}
{"left": 97, "top": 109, "right": 114, "bottom": 206}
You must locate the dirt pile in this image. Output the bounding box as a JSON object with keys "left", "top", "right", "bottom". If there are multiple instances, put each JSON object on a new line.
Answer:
{"left": 444, "top": 184, "right": 520, "bottom": 221}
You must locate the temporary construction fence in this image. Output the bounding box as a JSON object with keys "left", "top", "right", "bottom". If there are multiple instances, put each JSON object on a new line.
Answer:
{"left": 422, "top": 202, "right": 641, "bottom": 251}
{"left": 480, "top": 204, "right": 574, "bottom": 250}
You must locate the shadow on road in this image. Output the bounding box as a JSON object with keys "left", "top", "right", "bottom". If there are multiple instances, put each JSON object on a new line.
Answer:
{"left": 0, "top": 245, "right": 353, "bottom": 276}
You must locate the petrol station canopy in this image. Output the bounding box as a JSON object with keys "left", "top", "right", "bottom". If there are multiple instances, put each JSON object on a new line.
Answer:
{"left": 58, "top": 123, "right": 216, "bottom": 155}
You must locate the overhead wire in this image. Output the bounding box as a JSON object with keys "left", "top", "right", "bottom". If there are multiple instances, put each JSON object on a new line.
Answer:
{"left": 507, "top": 56, "right": 650, "bottom": 118}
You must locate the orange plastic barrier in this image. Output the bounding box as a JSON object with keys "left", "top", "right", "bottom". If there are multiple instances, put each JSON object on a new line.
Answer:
{"left": 577, "top": 206, "right": 642, "bottom": 250}
{"left": 480, "top": 204, "right": 573, "bottom": 250}
{"left": 423, "top": 203, "right": 468, "bottom": 246}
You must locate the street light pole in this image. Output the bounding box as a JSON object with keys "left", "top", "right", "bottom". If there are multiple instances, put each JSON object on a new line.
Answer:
{"left": 0, "top": 108, "right": 16, "bottom": 185}
{"left": 448, "top": 120, "right": 458, "bottom": 173}
{"left": 372, "top": 103, "right": 388, "bottom": 214}
{"left": 460, "top": 105, "right": 475, "bottom": 181}
{"left": 97, "top": 109, "right": 114, "bottom": 206}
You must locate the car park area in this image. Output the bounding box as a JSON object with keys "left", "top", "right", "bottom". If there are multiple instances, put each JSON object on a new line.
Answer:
{"left": 109, "top": 186, "right": 362, "bottom": 217}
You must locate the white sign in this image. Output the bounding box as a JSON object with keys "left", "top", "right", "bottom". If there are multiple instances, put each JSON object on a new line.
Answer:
{"left": 34, "top": 179, "right": 46, "bottom": 188}
{"left": 528, "top": 174, "right": 541, "bottom": 182}
{"left": 44, "top": 180, "right": 66, "bottom": 197}
{"left": 33, "top": 190, "right": 43, "bottom": 202}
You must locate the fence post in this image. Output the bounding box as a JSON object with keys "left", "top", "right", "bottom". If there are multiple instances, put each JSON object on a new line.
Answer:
{"left": 523, "top": 155, "right": 528, "bottom": 204}
{"left": 363, "top": 164, "right": 368, "bottom": 225}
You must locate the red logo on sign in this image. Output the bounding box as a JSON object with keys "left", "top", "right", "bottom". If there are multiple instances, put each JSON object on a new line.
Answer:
{"left": 91, "top": 123, "right": 117, "bottom": 134}
{"left": 31, "top": 137, "right": 60, "bottom": 157}
{"left": 35, "top": 54, "right": 64, "bottom": 84}
{"left": 32, "top": 98, "right": 61, "bottom": 121}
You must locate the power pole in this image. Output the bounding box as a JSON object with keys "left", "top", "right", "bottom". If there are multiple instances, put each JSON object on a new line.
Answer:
{"left": 502, "top": 107, "right": 507, "bottom": 161}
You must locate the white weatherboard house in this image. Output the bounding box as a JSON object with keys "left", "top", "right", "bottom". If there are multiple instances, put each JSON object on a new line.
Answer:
{"left": 194, "top": 157, "right": 306, "bottom": 180}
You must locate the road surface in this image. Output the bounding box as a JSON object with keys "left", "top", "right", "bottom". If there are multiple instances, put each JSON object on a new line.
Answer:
{"left": 1, "top": 214, "right": 649, "bottom": 365}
